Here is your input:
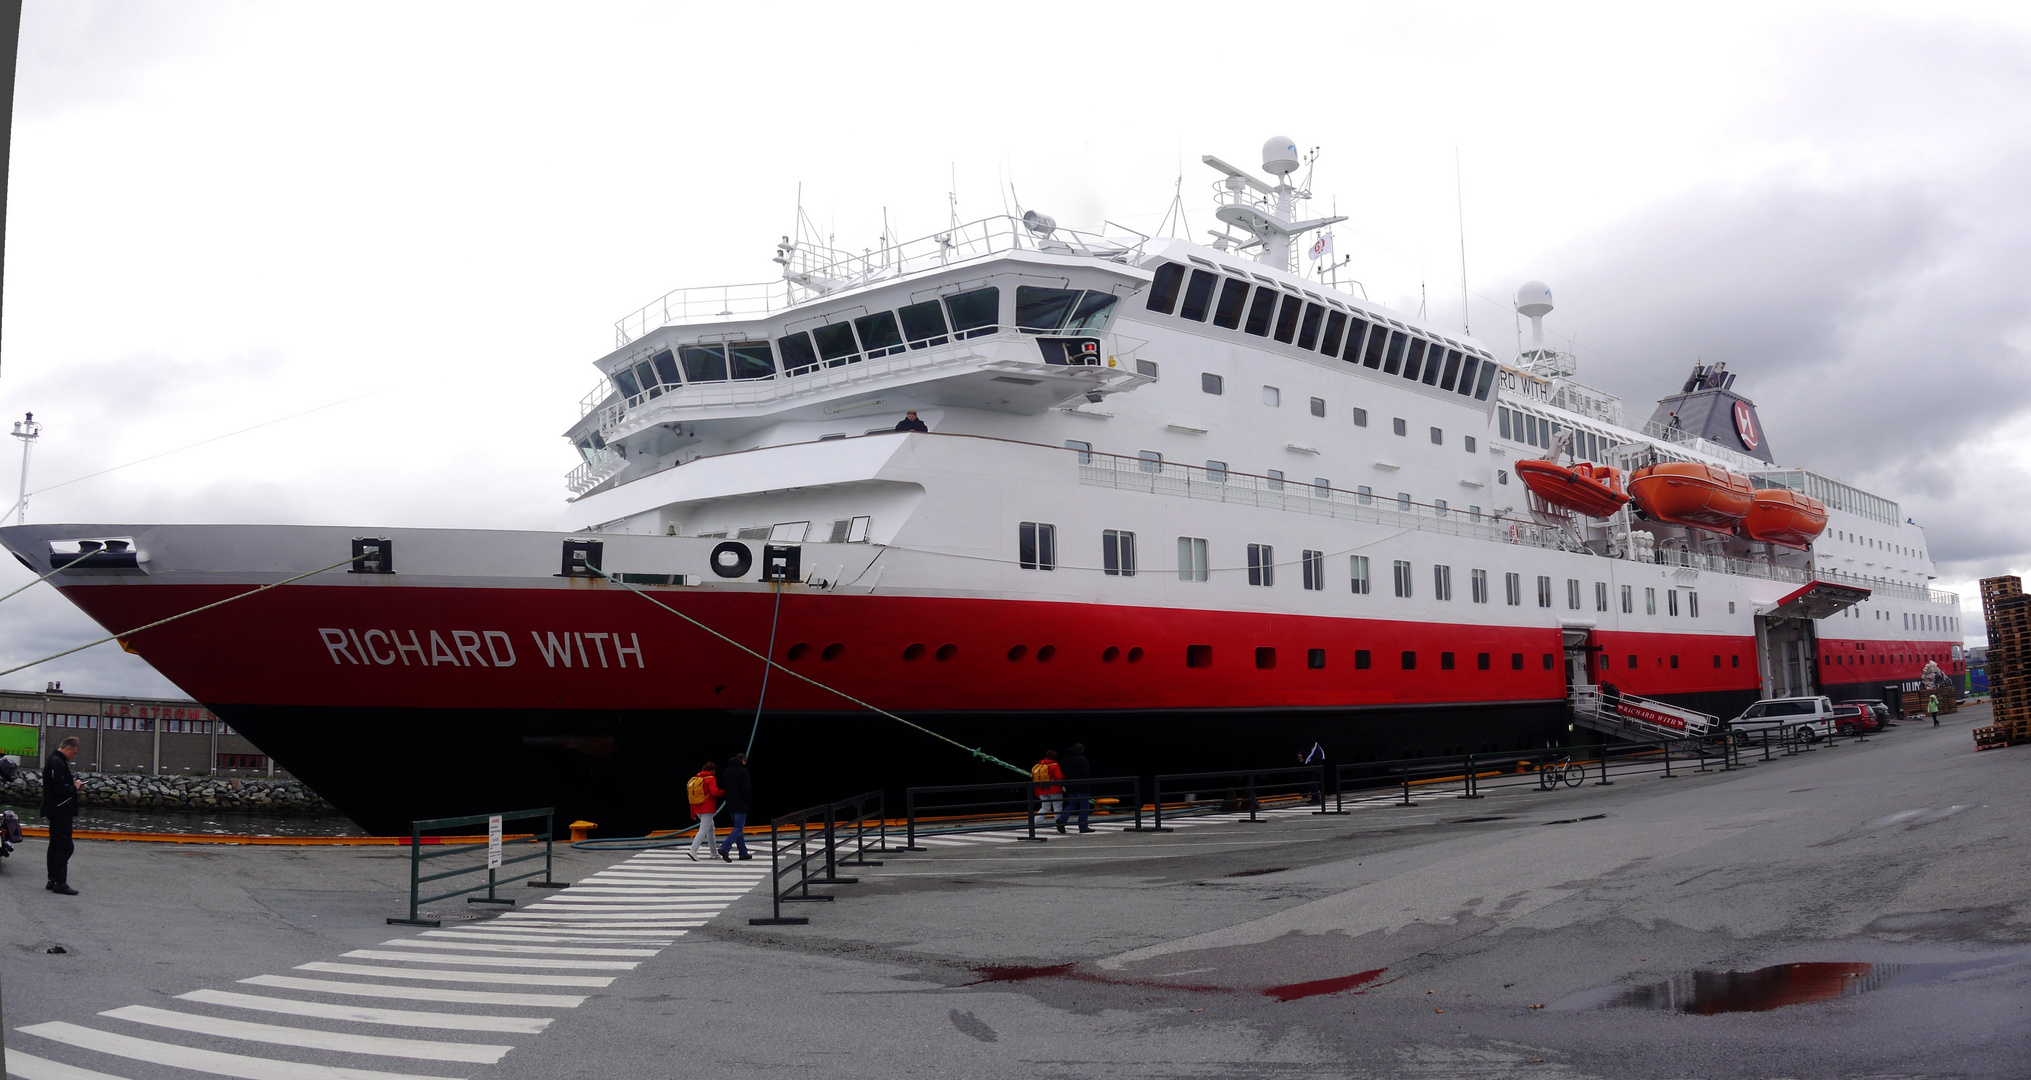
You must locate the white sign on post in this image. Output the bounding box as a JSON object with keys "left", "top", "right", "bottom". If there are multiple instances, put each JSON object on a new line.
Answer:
{"left": 487, "top": 814, "right": 503, "bottom": 869}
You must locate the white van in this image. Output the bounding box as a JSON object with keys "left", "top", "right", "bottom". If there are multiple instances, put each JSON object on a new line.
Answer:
{"left": 1728, "top": 696, "right": 1835, "bottom": 743}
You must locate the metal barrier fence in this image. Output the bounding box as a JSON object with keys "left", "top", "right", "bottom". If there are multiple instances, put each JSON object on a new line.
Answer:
{"left": 1146, "top": 765, "right": 1337, "bottom": 831}
{"left": 388, "top": 808, "right": 565, "bottom": 927}
{"left": 749, "top": 790, "right": 882, "bottom": 926}
{"left": 900, "top": 775, "right": 1143, "bottom": 849}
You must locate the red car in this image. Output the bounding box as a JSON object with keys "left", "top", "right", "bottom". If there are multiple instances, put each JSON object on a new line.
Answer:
{"left": 1830, "top": 704, "right": 1882, "bottom": 736}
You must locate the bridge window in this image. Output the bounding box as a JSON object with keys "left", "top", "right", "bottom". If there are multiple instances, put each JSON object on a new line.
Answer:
{"left": 1457, "top": 356, "right": 1481, "bottom": 397}
{"left": 945, "top": 287, "right": 1001, "bottom": 339}
{"left": 1179, "top": 271, "right": 1219, "bottom": 322}
{"left": 1016, "top": 287, "right": 1081, "bottom": 332}
{"left": 1297, "top": 303, "right": 1324, "bottom": 350}
{"left": 1361, "top": 323, "right": 1389, "bottom": 368}
{"left": 1211, "top": 278, "right": 1250, "bottom": 328}
{"left": 1320, "top": 311, "right": 1347, "bottom": 354}
{"left": 1068, "top": 291, "right": 1120, "bottom": 332}
{"left": 632, "top": 360, "right": 660, "bottom": 398}
{"left": 1343, "top": 318, "right": 1372, "bottom": 361}
{"left": 679, "top": 345, "right": 728, "bottom": 382}
{"left": 729, "top": 343, "right": 776, "bottom": 380}
{"left": 1145, "top": 263, "right": 1185, "bottom": 314}
{"left": 1474, "top": 361, "right": 1499, "bottom": 399}
{"left": 1382, "top": 331, "right": 1407, "bottom": 375}
{"left": 777, "top": 332, "right": 819, "bottom": 374}
{"left": 813, "top": 323, "right": 860, "bottom": 366}
{"left": 1440, "top": 350, "right": 1463, "bottom": 391}
{"left": 1422, "top": 344, "right": 1444, "bottom": 386}
{"left": 854, "top": 311, "right": 906, "bottom": 357}
{"left": 1403, "top": 339, "right": 1427, "bottom": 381}
{"left": 1273, "top": 294, "right": 1304, "bottom": 343}
{"left": 898, "top": 300, "right": 950, "bottom": 348}
{"left": 651, "top": 349, "right": 682, "bottom": 387}
{"left": 1243, "top": 288, "right": 1277, "bottom": 336}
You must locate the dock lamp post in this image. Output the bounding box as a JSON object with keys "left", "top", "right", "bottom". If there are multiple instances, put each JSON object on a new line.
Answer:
{"left": 10, "top": 411, "right": 38, "bottom": 525}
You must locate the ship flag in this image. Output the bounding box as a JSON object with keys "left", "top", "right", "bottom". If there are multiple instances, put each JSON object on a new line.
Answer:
{"left": 1309, "top": 231, "right": 1333, "bottom": 262}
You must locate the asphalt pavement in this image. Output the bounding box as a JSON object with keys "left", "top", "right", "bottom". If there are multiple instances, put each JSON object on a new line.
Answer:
{"left": 2, "top": 706, "right": 2025, "bottom": 1080}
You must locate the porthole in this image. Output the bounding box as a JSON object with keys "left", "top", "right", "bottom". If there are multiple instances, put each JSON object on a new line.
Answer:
{"left": 786, "top": 642, "right": 810, "bottom": 661}
{"left": 1036, "top": 645, "right": 1056, "bottom": 662}
{"left": 1102, "top": 646, "right": 1120, "bottom": 663}
{"left": 1007, "top": 644, "right": 1028, "bottom": 661}
{"left": 935, "top": 643, "right": 958, "bottom": 662}
{"left": 903, "top": 643, "right": 926, "bottom": 661}
{"left": 821, "top": 642, "right": 844, "bottom": 661}
{"left": 1127, "top": 647, "right": 1144, "bottom": 663}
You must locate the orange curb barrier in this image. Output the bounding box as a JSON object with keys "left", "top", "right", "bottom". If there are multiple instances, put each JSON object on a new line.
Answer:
{"left": 16, "top": 828, "right": 527, "bottom": 846}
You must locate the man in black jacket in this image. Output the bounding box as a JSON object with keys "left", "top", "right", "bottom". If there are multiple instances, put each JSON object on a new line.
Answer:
{"left": 43, "top": 736, "right": 82, "bottom": 894}
{"left": 716, "top": 753, "right": 753, "bottom": 861}
{"left": 1055, "top": 743, "right": 1093, "bottom": 833}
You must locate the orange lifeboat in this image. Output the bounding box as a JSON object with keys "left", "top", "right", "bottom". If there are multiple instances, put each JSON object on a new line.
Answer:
{"left": 1742, "top": 487, "right": 1828, "bottom": 547}
{"left": 1514, "top": 459, "right": 1631, "bottom": 518}
{"left": 1627, "top": 462, "right": 1754, "bottom": 533}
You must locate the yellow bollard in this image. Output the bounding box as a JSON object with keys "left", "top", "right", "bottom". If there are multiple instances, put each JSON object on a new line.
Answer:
{"left": 569, "top": 820, "right": 597, "bottom": 843}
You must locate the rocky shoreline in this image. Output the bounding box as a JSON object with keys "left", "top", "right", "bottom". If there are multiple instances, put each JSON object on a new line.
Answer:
{"left": 0, "top": 769, "right": 337, "bottom": 816}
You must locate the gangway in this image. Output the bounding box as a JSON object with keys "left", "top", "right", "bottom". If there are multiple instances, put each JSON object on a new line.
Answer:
{"left": 1569, "top": 687, "right": 1720, "bottom": 742}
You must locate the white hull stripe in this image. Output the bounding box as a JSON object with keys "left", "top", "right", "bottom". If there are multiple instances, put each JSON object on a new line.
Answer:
{"left": 99, "top": 1005, "right": 511, "bottom": 1064}
{"left": 17, "top": 1021, "right": 448, "bottom": 1080}
{"left": 239, "top": 974, "right": 584, "bottom": 1008}
{"left": 340, "top": 949, "right": 636, "bottom": 971}
{"left": 295, "top": 962, "right": 613, "bottom": 987}
{"left": 177, "top": 988, "right": 553, "bottom": 1034}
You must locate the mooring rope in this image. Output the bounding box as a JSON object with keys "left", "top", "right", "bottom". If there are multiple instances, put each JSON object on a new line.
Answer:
{"left": 745, "top": 581, "right": 784, "bottom": 759}
{"left": 0, "top": 552, "right": 367, "bottom": 680}
{"left": 588, "top": 565, "right": 1027, "bottom": 777}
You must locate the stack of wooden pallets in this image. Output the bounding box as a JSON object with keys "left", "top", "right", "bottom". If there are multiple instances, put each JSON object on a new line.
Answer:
{"left": 1977, "top": 576, "right": 2031, "bottom": 749}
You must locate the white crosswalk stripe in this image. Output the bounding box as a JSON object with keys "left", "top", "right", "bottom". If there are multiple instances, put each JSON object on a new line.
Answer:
{"left": 99, "top": 1005, "right": 513, "bottom": 1064}
{"left": 19, "top": 1021, "right": 451, "bottom": 1080}
{"left": 239, "top": 973, "right": 587, "bottom": 1007}
{"left": 380, "top": 937, "right": 654, "bottom": 957}
{"left": 341, "top": 949, "right": 638, "bottom": 970}
{"left": 176, "top": 988, "right": 554, "bottom": 1033}
{"left": 296, "top": 961, "right": 615, "bottom": 987}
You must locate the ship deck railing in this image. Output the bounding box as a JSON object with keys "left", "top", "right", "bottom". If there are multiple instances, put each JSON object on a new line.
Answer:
{"left": 613, "top": 215, "right": 1152, "bottom": 347}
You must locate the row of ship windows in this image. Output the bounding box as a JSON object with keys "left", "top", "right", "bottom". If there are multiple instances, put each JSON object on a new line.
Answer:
{"left": 1822, "top": 650, "right": 1954, "bottom": 668}
{"left": 1064, "top": 448, "right": 1484, "bottom": 513}
{"left": 610, "top": 285, "right": 1119, "bottom": 400}
{"left": 1497, "top": 406, "right": 1614, "bottom": 464}
{"left": 1827, "top": 529, "right": 1925, "bottom": 561}
{"left": 1196, "top": 375, "right": 1481, "bottom": 452}
{"left": 1016, "top": 523, "right": 1723, "bottom": 617}
{"left": 788, "top": 637, "right": 1560, "bottom": 672}
{"left": 1838, "top": 606, "right": 1957, "bottom": 633}
{"left": 1144, "top": 262, "right": 1498, "bottom": 400}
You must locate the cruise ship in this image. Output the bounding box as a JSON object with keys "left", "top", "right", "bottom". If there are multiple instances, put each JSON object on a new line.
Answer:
{"left": 0, "top": 138, "right": 1965, "bottom": 833}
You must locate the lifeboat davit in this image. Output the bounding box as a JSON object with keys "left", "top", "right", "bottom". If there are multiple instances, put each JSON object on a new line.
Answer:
{"left": 1742, "top": 488, "right": 1828, "bottom": 547}
{"left": 1627, "top": 462, "right": 1754, "bottom": 532}
{"left": 1514, "top": 459, "right": 1631, "bottom": 518}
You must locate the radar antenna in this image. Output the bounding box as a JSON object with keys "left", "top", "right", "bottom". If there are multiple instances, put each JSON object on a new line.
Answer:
{"left": 1202, "top": 136, "right": 1347, "bottom": 272}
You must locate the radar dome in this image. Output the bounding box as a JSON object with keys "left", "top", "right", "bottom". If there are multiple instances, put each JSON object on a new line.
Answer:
{"left": 1514, "top": 280, "right": 1554, "bottom": 318}
{"left": 1262, "top": 136, "right": 1300, "bottom": 177}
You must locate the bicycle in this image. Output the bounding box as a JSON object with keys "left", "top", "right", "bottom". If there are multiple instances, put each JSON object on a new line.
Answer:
{"left": 1537, "top": 754, "right": 1588, "bottom": 789}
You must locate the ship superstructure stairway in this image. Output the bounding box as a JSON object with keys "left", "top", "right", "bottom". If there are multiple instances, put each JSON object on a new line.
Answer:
{"left": 1568, "top": 686, "right": 1720, "bottom": 743}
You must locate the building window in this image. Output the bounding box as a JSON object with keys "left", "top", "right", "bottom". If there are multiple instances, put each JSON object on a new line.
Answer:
{"left": 1668, "top": 590, "right": 1680, "bottom": 617}
{"left": 1310, "top": 397, "right": 1326, "bottom": 417}
{"left": 1018, "top": 522, "right": 1056, "bottom": 570}
{"left": 1567, "top": 578, "right": 1581, "bottom": 610}
{"left": 1102, "top": 530, "right": 1136, "bottom": 577}
{"left": 1536, "top": 575, "right": 1552, "bottom": 608}
{"left": 1177, "top": 537, "right": 1208, "bottom": 582}
{"left": 1621, "top": 584, "right": 1633, "bottom": 614}
{"left": 1267, "top": 469, "right": 1284, "bottom": 491}
{"left": 1302, "top": 549, "right": 1325, "bottom": 591}
{"left": 1595, "top": 581, "right": 1608, "bottom": 611}
{"left": 1065, "top": 440, "right": 1092, "bottom": 464}
{"left": 1201, "top": 373, "right": 1224, "bottom": 395}
{"left": 1393, "top": 560, "right": 1413, "bottom": 598}
{"left": 1356, "top": 485, "right": 1372, "bottom": 505}
{"left": 1205, "top": 460, "right": 1229, "bottom": 483}
{"left": 1505, "top": 572, "right": 1522, "bottom": 606}
{"left": 1434, "top": 564, "right": 1453, "bottom": 601}
{"left": 1646, "top": 587, "right": 1657, "bottom": 615}
{"left": 1247, "top": 544, "right": 1275, "bottom": 587}
{"left": 1352, "top": 408, "right": 1368, "bottom": 427}
{"left": 1350, "top": 555, "right": 1371, "bottom": 595}
{"left": 1430, "top": 426, "right": 1444, "bottom": 445}
{"left": 1464, "top": 436, "right": 1476, "bottom": 454}
{"left": 1689, "top": 592, "right": 1700, "bottom": 618}
{"left": 1471, "top": 569, "right": 1488, "bottom": 604}
{"left": 1393, "top": 417, "right": 1407, "bottom": 437}
{"left": 1263, "top": 385, "right": 1281, "bottom": 406}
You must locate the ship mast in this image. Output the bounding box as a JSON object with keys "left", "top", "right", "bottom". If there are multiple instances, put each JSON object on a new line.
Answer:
{"left": 1203, "top": 137, "right": 1346, "bottom": 271}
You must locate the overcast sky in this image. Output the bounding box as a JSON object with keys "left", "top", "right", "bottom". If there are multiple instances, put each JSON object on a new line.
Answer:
{"left": 1, "top": 1, "right": 2026, "bottom": 696}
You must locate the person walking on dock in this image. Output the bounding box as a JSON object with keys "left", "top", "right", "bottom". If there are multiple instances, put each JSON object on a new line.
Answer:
{"left": 686, "top": 762, "right": 724, "bottom": 861}
{"left": 1029, "top": 750, "right": 1064, "bottom": 829}
{"left": 717, "top": 753, "right": 752, "bottom": 862}
{"left": 1056, "top": 743, "right": 1093, "bottom": 833}
{"left": 1929, "top": 694, "right": 1941, "bottom": 727}
{"left": 43, "top": 735, "right": 82, "bottom": 894}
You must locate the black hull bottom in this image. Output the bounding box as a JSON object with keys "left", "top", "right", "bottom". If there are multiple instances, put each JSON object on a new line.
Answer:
{"left": 219, "top": 690, "right": 1766, "bottom": 834}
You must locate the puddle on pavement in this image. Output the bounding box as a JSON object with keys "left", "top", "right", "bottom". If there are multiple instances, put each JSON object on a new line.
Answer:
{"left": 967, "top": 961, "right": 1391, "bottom": 1002}
{"left": 1558, "top": 953, "right": 2028, "bottom": 1014}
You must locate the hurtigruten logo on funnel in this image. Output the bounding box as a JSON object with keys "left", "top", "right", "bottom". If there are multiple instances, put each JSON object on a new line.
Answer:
{"left": 1734, "top": 400, "right": 1759, "bottom": 451}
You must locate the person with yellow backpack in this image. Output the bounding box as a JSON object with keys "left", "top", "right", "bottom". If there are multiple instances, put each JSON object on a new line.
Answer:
{"left": 1029, "top": 750, "right": 1063, "bottom": 830}
{"left": 686, "top": 762, "right": 725, "bottom": 861}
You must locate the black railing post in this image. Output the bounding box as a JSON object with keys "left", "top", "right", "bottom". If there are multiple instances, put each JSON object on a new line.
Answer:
{"left": 1661, "top": 740, "right": 1676, "bottom": 778}
{"left": 1245, "top": 773, "right": 1261, "bottom": 822}
{"left": 901, "top": 788, "right": 925, "bottom": 851}
{"left": 1595, "top": 747, "right": 1614, "bottom": 786}
{"left": 1395, "top": 766, "right": 1416, "bottom": 808}
{"left": 1458, "top": 754, "right": 1483, "bottom": 799}
{"left": 1150, "top": 775, "right": 1171, "bottom": 832}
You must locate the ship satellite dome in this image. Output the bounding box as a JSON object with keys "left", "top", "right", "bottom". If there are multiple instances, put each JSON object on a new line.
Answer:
{"left": 1021, "top": 209, "right": 1057, "bottom": 237}
{"left": 1515, "top": 280, "right": 1554, "bottom": 318}
{"left": 1262, "top": 136, "right": 1300, "bottom": 177}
